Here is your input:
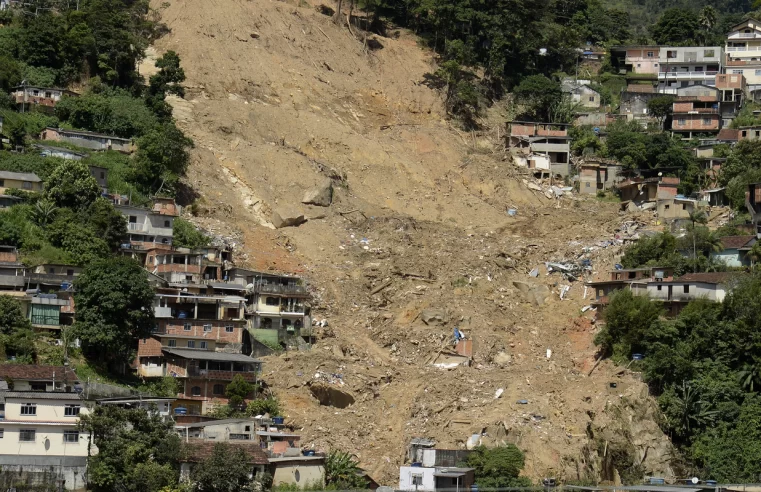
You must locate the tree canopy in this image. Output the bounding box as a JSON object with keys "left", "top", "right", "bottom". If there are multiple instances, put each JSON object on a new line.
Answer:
{"left": 466, "top": 445, "right": 532, "bottom": 488}
{"left": 73, "top": 257, "right": 155, "bottom": 365}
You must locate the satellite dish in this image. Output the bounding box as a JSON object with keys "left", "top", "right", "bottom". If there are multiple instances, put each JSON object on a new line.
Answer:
{"left": 691, "top": 477, "right": 700, "bottom": 485}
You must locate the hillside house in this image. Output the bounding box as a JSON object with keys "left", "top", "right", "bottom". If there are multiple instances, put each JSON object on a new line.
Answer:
{"left": 561, "top": 80, "right": 601, "bottom": 109}
{"left": 738, "top": 126, "right": 761, "bottom": 141}
{"left": 610, "top": 46, "right": 661, "bottom": 76}
{"left": 97, "top": 396, "right": 175, "bottom": 420}
{"left": 0, "top": 245, "right": 26, "bottom": 292}
{"left": 578, "top": 160, "right": 623, "bottom": 194}
{"left": 671, "top": 85, "right": 721, "bottom": 137}
{"left": 715, "top": 73, "right": 747, "bottom": 125}
{"left": 657, "top": 46, "right": 723, "bottom": 93}
{"left": 116, "top": 200, "right": 176, "bottom": 249}
{"left": 657, "top": 197, "right": 698, "bottom": 222}
{"left": 586, "top": 267, "right": 674, "bottom": 311}
{"left": 0, "top": 171, "right": 43, "bottom": 194}
{"left": 698, "top": 187, "right": 727, "bottom": 206}
{"left": 618, "top": 176, "right": 680, "bottom": 205}
{"left": 12, "top": 86, "right": 77, "bottom": 110}
{"left": 725, "top": 18, "right": 761, "bottom": 98}
{"left": 88, "top": 165, "right": 108, "bottom": 192}
{"left": 632, "top": 272, "right": 735, "bottom": 317}
{"left": 0, "top": 365, "right": 79, "bottom": 392}
{"left": 399, "top": 466, "right": 475, "bottom": 492}
{"left": 710, "top": 235, "right": 755, "bottom": 267}
{"left": 41, "top": 127, "right": 134, "bottom": 153}
{"left": 0, "top": 391, "right": 91, "bottom": 491}
{"left": 146, "top": 247, "right": 224, "bottom": 283}
{"left": 506, "top": 121, "right": 571, "bottom": 177}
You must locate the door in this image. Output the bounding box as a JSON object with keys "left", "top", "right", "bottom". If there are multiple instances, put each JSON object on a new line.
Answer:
{"left": 667, "top": 285, "right": 673, "bottom": 300}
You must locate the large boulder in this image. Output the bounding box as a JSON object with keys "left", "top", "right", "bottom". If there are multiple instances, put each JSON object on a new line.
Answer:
{"left": 271, "top": 206, "right": 306, "bottom": 228}
{"left": 302, "top": 179, "right": 333, "bottom": 207}
{"left": 421, "top": 309, "right": 447, "bottom": 325}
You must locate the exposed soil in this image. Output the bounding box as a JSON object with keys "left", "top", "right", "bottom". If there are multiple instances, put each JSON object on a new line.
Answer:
{"left": 145, "top": 0, "right": 675, "bottom": 484}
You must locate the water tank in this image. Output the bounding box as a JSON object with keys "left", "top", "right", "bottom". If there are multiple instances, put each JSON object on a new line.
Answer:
{"left": 174, "top": 407, "right": 187, "bottom": 415}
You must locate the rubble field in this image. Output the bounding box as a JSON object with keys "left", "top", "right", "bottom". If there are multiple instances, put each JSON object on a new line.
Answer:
{"left": 147, "top": 0, "right": 675, "bottom": 483}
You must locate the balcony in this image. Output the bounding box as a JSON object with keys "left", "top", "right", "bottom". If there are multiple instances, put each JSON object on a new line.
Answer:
{"left": 530, "top": 142, "right": 570, "bottom": 153}
{"left": 673, "top": 108, "right": 720, "bottom": 114}
{"left": 128, "top": 222, "right": 146, "bottom": 232}
{"left": 154, "top": 306, "right": 173, "bottom": 318}
{"left": 31, "top": 314, "right": 60, "bottom": 328}
{"left": 658, "top": 71, "right": 718, "bottom": 80}
{"left": 726, "top": 46, "right": 761, "bottom": 53}
{"left": 256, "top": 283, "right": 308, "bottom": 296}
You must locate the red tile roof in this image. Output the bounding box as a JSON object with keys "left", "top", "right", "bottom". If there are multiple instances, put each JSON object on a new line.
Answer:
{"left": 181, "top": 440, "right": 269, "bottom": 464}
{"left": 0, "top": 365, "right": 78, "bottom": 382}
{"left": 720, "top": 235, "right": 755, "bottom": 250}
{"left": 676, "top": 272, "right": 735, "bottom": 284}
{"left": 717, "top": 128, "right": 739, "bottom": 141}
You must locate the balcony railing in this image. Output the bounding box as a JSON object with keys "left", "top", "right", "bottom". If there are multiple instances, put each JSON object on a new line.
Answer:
{"left": 256, "top": 283, "right": 307, "bottom": 295}
{"left": 31, "top": 314, "right": 60, "bottom": 326}
{"left": 128, "top": 222, "right": 145, "bottom": 232}
{"left": 658, "top": 71, "right": 718, "bottom": 79}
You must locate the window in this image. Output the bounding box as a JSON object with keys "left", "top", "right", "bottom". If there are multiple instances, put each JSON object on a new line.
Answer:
{"left": 30, "top": 383, "right": 46, "bottom": 391}
{"left": 20, "top": 403, "right": 36, "bottom": 415}
{"left": 678, "top": 118, "right": 686, "bottom": 125}
{"left": 598, "top": 289, "right": 604, "bottom": 297}
{"left": 647, "top": 51, "right": 654, "bottom": 57}
{"left": 229, "top": 433, "right": 250, "bottom": 440}
{"left": 682, "top": 203, "right": 688, "bottom": 210}
{"left": 637, "top": 63, "right": 641, "bottom": 68}
{"left": 200, "top": 341, "right": 208, "bottom": 349}
{"left": 667, "top": 50, "right": 677, "bottom": 58}
{"left": 64, "top": 405, "right": 80, "bottom": 416}
{"left": 657, "top": 285, "right": 663, "bottom": 291}
{"left": 703, "top": 118, "right": 712, "bottom": 126}
{"left": 213, "top": 384, "right": 224, "bottom": 395}
{"left": 187, "top": 340, "right": 195, "bottom": 348}
{"left": 585, "top": 182, "right": 590, "bottom": 188}
{"left": 45, "top": 91, "right": 52, "bottom": 98}
{"left": 164, "top": 220, "right": 170, "bottom": 227}
{"left": 168, "top": 339, "right": 177, "bottom": 347}
{"left": 756, "top": 69, "right": 761, "bottom": 76}
{"left": 664, "top": 204, "right": 670, "bottom": 210}
{"left": 0, "top": 428, "right": 3, "bottom": 438}
{"left": 225, "top": 324, "right": 234, "bottom": 333}
{"left": 19, "top": 429, "right": 35, "bottom": 442}
{"left": 67, "top": 269, "right": 74, "bottom": 276}
{"left": 0, "top": 179, "right": 4, "bottom": 187}
{"left": 129, "top": 216, "right": 137, "bottom": 223}
{"left": 22, "top": 181, "right": 31, "bottom": 190}
{"left": 203, "top": 324, "right": 212, "bottom": 332}
{"left": 412, "top": 474, "right": 423, "bottom": 486}
{"left": 684, "top": 285, "right": 690, "bottom": 294}
{"left": 733, "top": 69, "right": 744, "bottom": 74}
{"left": 100, "top": 172, "right": 105, "bottom": 179}
{"left": 732, "top": 76, "right": 739, "bottom": 82}
{"left": 183, "top": 322, "right": 191, "bottom": 331}
{"left": 191, "top": 386, "right": 201, "bottom": 396}
{"left": 589, "top": 96, "right": 595, "bottom": 102}
{"left": 266, "top": 297, "right": 279, "bottom": 306}
{"left": 704, "top": 49, "right": 715, "bottom": 57}
{"left": 63, "top": 431, "right": 79, "bottom": 443}
{"left": 743, "top": 130, "right": 749, "bottom": 137}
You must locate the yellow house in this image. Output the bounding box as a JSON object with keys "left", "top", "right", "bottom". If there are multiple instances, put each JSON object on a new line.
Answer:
{"left": 0, "top": 391, "right": 92, "bottom": 491}
{"left": 0, "top": 171, "right": 43, "bottom": 194}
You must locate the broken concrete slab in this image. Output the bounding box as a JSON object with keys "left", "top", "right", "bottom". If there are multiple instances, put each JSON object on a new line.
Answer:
{"left": 421, "top": 309, "right": 447, "bottom": 325}
{"left": 309, "top": 383, "right": 355, "bottom": 408}
{"left": 302, "top": 179, "right": 333, "bottom": 207}
{"left": 512, "top": 281, "right": 550, "bottom": 306}
{"left": 271, "top": 206, "right": 307, "bottom": 228}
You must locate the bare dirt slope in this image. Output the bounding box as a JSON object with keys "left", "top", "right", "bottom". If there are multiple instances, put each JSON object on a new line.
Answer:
{"left": 147, "top": 0, "right": 674, "bottom": 484}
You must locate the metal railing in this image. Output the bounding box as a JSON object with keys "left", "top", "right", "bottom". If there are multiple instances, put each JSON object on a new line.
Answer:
{"left": 128, "top": 222, "right": 145, "bottom": 232}
{"left": 31, "top": 314, "right": 60, "bottom": 326}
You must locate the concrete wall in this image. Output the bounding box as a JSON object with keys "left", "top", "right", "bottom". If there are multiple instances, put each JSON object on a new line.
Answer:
{"left": 271, "top": 461, "right": 325, "bottom": 488}
{"left": 0, "top": 456, "right": 87, "bottom": 491}
{"left": 711, "top": 249, "right": 747, "bottom": 267}
{"left": 658, "top": 199, "right": 696, "bottom": 220}
{"left": 399, "top": 466, "right": 436, "bottom": 492}
{"left": 646, "top": 282, "right": 726, "bottom": 302}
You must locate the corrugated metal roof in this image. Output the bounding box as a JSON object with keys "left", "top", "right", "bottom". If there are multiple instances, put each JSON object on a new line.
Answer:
{"left": 2, "top": 391, "right": 82, "bottom": 400}
{"left": 0, "top": 171, "right": 41, "bottom": 182}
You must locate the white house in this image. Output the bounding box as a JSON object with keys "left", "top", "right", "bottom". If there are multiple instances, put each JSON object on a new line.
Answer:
{"left": 115, "top": 204, "right": 175, "bottom": 248}
{"left": 657, "top": 46, "right": 723, "bottom": 93}
{"left": 0, "top": 391, "right": 92, "bottom": 491}
{"left": 399, "top": 466, "right": 475, "bottom": 492}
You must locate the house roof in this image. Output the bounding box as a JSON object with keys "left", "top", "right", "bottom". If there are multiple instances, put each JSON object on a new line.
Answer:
{"left": 720, "top": 235, "right": 755, "bottom": 250}
{"left": 729, "top": 18, "right": 761, "bottom": 32}
{"left": 0, "top": 171, "right": 42, "bottom": 182}
{"left": 675, "top": 272, "right": 734, "bottom": 284}
{"left": 161, "top": 348, "right": 261, "bottom": 363}
{"left": 717, "top": 128, "right": 740, "bottom": 141}
{"left": 0, "top": 365, "right": 78, "bottom": 382}
{"left": 2, "top": 391, "right": 82, "bottom": 400}
{"left": 178, "top": 418, "right": 256, "bottom": 429}
{"left": 45, "top": 127, "right": 132, "bottom": 142}
{"left": 181, "top": 440, "right": 269, "bottom": 464}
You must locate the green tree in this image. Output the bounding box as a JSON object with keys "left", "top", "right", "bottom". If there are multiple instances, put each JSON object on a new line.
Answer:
{"left": 513, "top": 75, "right": 562, "bottom": 122}
{"left": 246, "top": 397, "right": 281, "bottom": 417}
{"left": 84, "top": 198, "right": 128, "bottom": 250}
{"left": 688, "top": 209, "right": 708, "bottom": 271}
{"left": 80, "top": 405, "right": 181, "bottom": 492}
{"left": 172, "top": 218, "right": 209, "bottom": 249}
{"left": 0, "top": 55, "right": 22, "bottom": 92}
{"left": 46, "top": 209, "right": 111, "bottom": 265}
{"left": 132, "top": 123, "right": 193, "bottom": 194}
{"left": 225, "top": 374, "right": 255, "bottom": 408}
{"left": 594, "top": 289, "right": 663, "bottom": 360}
{"left": 0, "top": 295, "right": 37, "bottom": 362}
{"left": 44, "top": 160, "right": 101, "bottom": 210}
{"left": 324, "top": 450, "right": 367, "bottom": 489}
{"left": 749, "top": 242, "right": 761, "bottom": 270}
{"left": 190, "top": 442, "right": 256, "bottom": 492}
{"left": 466, "top": 445, "right": 532, "bottom": 488}
{"left": 73, "top": 257, "right": 155, "bottom": 364}
{"left": 647, "top": 96, "right": 675, "bottom": 130}
{"left": 698, "top": 6, "right": 718, "bottom": 43}
{"left": 650, "top": 8, "right": 699, "bottom": 45}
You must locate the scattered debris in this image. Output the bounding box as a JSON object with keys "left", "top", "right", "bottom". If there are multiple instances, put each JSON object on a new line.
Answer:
{"left": 494, "top": 388, "right": 504, "bottom": 399}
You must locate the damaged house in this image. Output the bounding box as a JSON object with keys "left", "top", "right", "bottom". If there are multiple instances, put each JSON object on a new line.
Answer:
{"left": 506, "top": 121, "right": 572, "bottom": 177}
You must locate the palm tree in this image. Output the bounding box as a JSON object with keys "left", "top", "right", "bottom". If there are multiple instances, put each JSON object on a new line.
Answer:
{"left": 703, "top": 230, "right": 723, "bottom": 272}
{"left": 324, "top": 450, "right": 367, "bottom": 489}
{"left": 30, "top": 199, "right": 58, "bottom": 228}
{"left": 739, "top": 360, "right": 761, "bottom": 392}
{"left": 688, "top": 209, "right": 708, "bottom": 272}
{"left": 699, "top": 6, "right": 718, "bottom": 38}
{"left": 674, "top": 381, "right": 718, "bottom": 437}
{"left": 749, "top": 242, "right": 761, "bottom": 271}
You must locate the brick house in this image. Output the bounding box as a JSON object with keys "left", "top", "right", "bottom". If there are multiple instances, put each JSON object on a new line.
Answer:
{"left": 671, "top": 85, "right": 721, "bottom": 137}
